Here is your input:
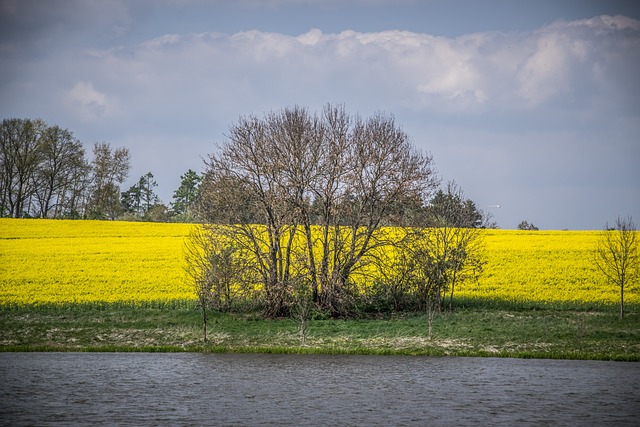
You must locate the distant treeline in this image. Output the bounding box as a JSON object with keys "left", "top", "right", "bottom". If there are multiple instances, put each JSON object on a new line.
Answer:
{"left": 1, "top": 117, "right": 492, "bottom": 227}
{"left": 0, "top": 118, "right": 201, "bottom": 221}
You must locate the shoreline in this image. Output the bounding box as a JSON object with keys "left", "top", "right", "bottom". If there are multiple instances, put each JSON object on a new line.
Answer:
{"left": 2, "top": 346, "right": 637, "bottom": 362}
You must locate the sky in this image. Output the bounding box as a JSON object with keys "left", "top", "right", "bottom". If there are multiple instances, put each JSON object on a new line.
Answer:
{"left": 1, "top": 0, "right": 639, "bottom": 229}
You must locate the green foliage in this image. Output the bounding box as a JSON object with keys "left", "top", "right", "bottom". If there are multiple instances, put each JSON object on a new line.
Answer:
{"left": 517, "top": 220, "right": 539, "bottom": 231}
{"left": 427, "top": 184, "right": 484, "bottom": 228}
{"left": 171, "top": 169, "right": 202, "bottom": 220}
{"left": 121, "top": 172, "right": 160, "bottom": 218}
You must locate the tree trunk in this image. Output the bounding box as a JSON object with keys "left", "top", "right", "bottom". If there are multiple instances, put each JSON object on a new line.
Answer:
{"left": 202, "top": 308, "right": 208, "bottom": 342}
{"left": 449, "top": 282, "right": 455, "bottom": 312}
{"left": 427, "top": 301, "right": 434, "bottom": 340}
{"left": 303, "top": 223, "right": 319, "bottom": 303}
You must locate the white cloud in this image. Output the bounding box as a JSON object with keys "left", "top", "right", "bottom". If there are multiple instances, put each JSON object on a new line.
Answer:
{"left": 516, "top": 32, "right": 575, "bottom": 105}
{"left": 2, "top": 13, "right": 639, "bottom": 228}
{"left": 66, "top": 81, "right": 114, "bottom": 121}
{"left": 296, "top": 28, "right": 324, "bottom": 46}
{"left": 38, "top": 15, "right": 635, "bottom": 123}
{"left": 413, "top": 36, "right": 486, "bottom": 106}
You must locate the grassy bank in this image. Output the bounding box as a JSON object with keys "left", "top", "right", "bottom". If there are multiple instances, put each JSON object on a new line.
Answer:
{"left": 2, "top": 302, "right": 638, "bottom": 361}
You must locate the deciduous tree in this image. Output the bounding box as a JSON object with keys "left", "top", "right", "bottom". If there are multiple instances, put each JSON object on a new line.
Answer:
{"left": 595, "top": 216, "right": 639, "bottom": 319}
{"left": 0, "top": 119, "right": 89, "bottom": 218}
{"left": 87, "top": 142, "right": 131, "bottom": 219}
{"left": 517, "top": 220, "right": 539, "bottom": 231}
{"left": 184, "top": 226, "right": 256, "bottom": 341}
{"left": 32, "top": 125, "right": 88, "bottom": 218}
{"left": 0, "top": 118, "right": 46, "bottom": 217}
{"left": 196, "top": 105, "right": 438, "bottom": 317}
{"left": 415, "top": 182, "right": 485, "bottom": 312}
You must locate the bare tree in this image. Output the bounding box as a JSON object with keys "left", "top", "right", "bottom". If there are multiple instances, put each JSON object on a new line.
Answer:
{"left": 426, "top": 182, "right": 486, "bottom": 311}
{"left": 286, "top": 263, "right": 314, "bottom": 346}
{"left": 199, "top": 114, "right": 298, "bottom": 317}
{"left": 197, "top": 105, "right": 438, "bottom": 317}
{"left": 267, "top": 106, "right": 325, "bottom": 305}
{"left": 377, "top": 184, "right": 485, "bottom": 337}
{"left": 1, "top": 119, "right": 135, "bottom": 219}
{"left": 0, "top": 118, "right": 46, "bottom": 217}
{"left": 87, "top": 142, "right": 131, "bottom": 219}
{"left": 378, "top": 230, "right": 441, "bottom": 339}
{"left": 184, "top": 226, "right": 254, "bottom": 341}
{"left": 595, "top": 216, "right": 639, "bottom": 319}
{"left": 31, "top": 125, "right": 87, "bottom": 218}
{"left": 317, "top": 111, "right": 437, "bottom": 315}
{"left": 289, "top": 106, "right": 437, "bottom": 316}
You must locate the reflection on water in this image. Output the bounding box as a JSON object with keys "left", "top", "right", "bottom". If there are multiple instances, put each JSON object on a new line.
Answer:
{"left": 1, "top": 353, "right": 639, "bottom": 426}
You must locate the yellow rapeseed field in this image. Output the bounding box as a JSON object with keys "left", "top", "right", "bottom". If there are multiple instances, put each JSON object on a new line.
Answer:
{"left": 0, "top": 219, "right": 196, "bottom": 305}
{"left": 463, "top": 230, "right": 638, "bottom": 306}
{"left": 0, "top": 219, "right": 636, "bottom": 306}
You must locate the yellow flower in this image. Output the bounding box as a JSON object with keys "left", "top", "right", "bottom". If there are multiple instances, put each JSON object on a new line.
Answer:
{"left": 0, "top": 219, "right": 635, "bottom": 306}
{"left": 0, "top": 219, "right": 195, "bottom": 305}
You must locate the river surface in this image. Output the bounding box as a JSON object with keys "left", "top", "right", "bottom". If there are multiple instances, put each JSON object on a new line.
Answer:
{"left": 1, "top": 353, "right": 639, "bottom": 426}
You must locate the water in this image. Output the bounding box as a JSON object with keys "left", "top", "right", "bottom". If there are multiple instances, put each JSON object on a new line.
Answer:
{"left": 1, "top": 353, "right": 639, "bottom": 426}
